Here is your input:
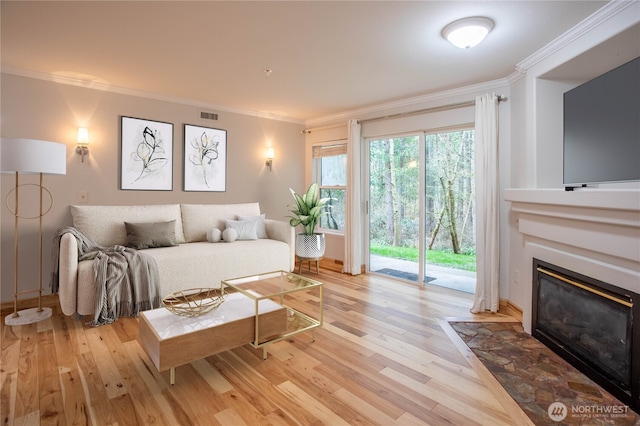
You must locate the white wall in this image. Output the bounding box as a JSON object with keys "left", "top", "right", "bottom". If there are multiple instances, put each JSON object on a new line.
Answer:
{"left": 1, "top": 73, "right": 305, "bottom": 302}
{"left": 533, "top": 79, "right": 574, "bottom": 188}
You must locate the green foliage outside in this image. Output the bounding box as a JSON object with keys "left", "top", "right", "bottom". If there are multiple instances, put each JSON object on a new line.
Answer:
{"left": 370, "top": 243, "right": 476, "bottom": 272}
{"left": 368, "top": 130, "right": 477, "bottom": 277}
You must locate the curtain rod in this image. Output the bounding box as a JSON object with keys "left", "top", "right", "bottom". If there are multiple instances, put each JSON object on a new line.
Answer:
{"left": 358, "top": 95, "right": 506, "bottom": 125}
{"left": 301, "top": 123, "right": 345, "bottom": 134}
{"left": 302, "top": 95, "right": 506, "bottom": 133}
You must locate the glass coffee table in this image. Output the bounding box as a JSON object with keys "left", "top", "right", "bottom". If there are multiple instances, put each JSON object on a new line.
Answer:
{"left": 221, "top": 270, "right": 323, "bottom": 360}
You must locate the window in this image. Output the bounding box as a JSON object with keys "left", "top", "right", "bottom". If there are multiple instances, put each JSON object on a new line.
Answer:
{"left": 312, "top": 143, "right": 346, "bottom": 232}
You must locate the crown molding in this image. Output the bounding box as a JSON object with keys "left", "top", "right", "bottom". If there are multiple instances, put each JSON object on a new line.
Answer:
{"left": 515, "top": 1, "right": 637, "bottom": 74}
{"left": 507, "top": 69, "right": 526, "bottom": 85}
{"left": 1, "top": 66, "right": 305, "bottom": 125}
{"left": 304, "top": 78, "right": 510, "bottom": 127}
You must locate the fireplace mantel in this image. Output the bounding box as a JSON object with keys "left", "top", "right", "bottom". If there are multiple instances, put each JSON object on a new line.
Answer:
{"left": 504, "top": 188, "right": 640, "bottom": 226}
{"left": 504, "top": 188, "right": 640, "bottom": 333}
{"left": 505, "top": 188, "right": 640, "bottom": 261}
{"left": 505, "top": 188, "right": 640, "bottom": 207}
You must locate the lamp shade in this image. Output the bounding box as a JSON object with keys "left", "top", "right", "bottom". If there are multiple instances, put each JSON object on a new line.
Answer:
{"left": 1, "top": 138, "right": 66, "bottom": 175}
{"left": 77, "top": 128, "right": 89, "bottom": 145}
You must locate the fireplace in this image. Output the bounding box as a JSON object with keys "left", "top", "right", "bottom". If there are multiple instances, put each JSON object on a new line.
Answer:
{"left": 532, "top": 258, "right": 639, "bottom": 413}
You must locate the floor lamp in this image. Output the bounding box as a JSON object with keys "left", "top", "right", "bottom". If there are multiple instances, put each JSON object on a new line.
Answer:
{"left": 1, "top": 138, "right": 66, "bottom": 326}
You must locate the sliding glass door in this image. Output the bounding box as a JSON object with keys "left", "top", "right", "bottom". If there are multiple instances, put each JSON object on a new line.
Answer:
{"left": 368, "top": 135, "right": 422, "bottom": 281}
{"left": 367, "top": 130, "right": 476, "bottom": 292}
{"left": 423, "top": 130, "right": 476, "bottom": 292}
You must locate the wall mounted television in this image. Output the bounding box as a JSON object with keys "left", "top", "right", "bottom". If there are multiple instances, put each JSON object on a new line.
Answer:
{"left": 563, "top": 56, "right": 640, "bottom": 189}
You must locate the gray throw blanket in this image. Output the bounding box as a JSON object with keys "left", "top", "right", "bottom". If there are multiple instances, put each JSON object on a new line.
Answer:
{"left": 50, "top": 226, "right": 161, "bottom": 326}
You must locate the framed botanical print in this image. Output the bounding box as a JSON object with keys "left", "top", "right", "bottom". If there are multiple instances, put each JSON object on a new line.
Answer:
{"left": 183, "top": 124, "right": 227, "bottom": 192}
{"left": 120, "top": 116, "right": 173, "bottom": 190}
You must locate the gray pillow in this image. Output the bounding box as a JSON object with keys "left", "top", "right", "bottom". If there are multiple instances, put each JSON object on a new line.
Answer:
{"left": 237, "top": 213, "right": 267, "bottom": 239}
{"left": 224, "top": 219, "right": 258, "bottom": 240}
{"left": 124, "top": 220, "right": 177, "bottom": 249}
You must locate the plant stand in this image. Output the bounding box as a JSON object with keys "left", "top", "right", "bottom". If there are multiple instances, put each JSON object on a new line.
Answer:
{"left": 297, "top": 255, "right": 323, "bottom": 274}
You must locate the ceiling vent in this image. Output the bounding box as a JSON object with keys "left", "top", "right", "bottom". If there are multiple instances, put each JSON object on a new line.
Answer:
{"left": 200, "top": 111, "right": 218, "bottom": 120}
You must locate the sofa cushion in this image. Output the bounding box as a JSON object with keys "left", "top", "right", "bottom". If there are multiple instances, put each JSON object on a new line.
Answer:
{"left": 181, "top": 203, "right": 261, "bottom": 242}
{"left": 71, "top": 204, "right": 185, "bottom": 247}
{"left": 125, "top": 220, "right": 178, "bottom": 249}
{"left": 76, "top": 240, "right": 292, "bottom": 315}
{"left": 145, "top": 241, "right": 292, "bottom": 295}
{"left": 238, "top": 213, "right": 267, "bottom": 239}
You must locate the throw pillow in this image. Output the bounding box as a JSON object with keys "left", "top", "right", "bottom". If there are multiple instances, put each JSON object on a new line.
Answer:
{"left": 206, "top": 228, "right": 222, "bottom": 243}
{"left": 124, "top": 220, "right": 177, "bottom": 249}
{"left": 224, "top": 219, "right": 258, "bottom": 240}
{"left": 237, "top": 213, "right": 267, "bottom": 239}
{"left": 222, "top": 227, "right": 238, "bottom": 242}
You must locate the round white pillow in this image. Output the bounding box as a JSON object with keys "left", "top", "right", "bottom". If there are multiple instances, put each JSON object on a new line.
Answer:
{"left": 206, "top": 228, "right": 222, "bottom": 243}
{"left": 222, "top": 227, "right": 237, "bottom": 242}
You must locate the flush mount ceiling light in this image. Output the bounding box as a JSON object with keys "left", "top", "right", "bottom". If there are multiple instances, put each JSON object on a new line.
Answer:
{"left": 442, "top": 17, "right": 494, "bottom": 49}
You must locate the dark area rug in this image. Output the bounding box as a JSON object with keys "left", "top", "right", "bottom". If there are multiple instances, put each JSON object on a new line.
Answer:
{"left": 374, "top": 268, "right": 435, "bottom": 283}
{"left": 450, "top": 322, "right": 640, "bottom": 425}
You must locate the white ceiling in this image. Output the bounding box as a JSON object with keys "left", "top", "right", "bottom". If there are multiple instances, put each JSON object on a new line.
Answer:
{"left": 1, "top": 1, "right": 613, "bottom": 123}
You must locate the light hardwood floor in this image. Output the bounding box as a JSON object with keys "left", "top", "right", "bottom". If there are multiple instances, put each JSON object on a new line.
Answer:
{"left": 1, "top": 269, "right": 528, "bottom": 425}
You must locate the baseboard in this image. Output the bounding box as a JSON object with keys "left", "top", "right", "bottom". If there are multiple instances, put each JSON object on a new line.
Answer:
{"left": 319, "top": 257, "right": 344, "bottom": 273}
{"left": 499, "top": 298, "right": 523, "bottom": 323}
{"left": 1, "top": 294, "right": 59, "bottom": 316}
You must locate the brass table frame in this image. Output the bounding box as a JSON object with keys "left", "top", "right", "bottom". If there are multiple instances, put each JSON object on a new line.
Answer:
{"left": 221, "top": 270, "right": 323, "bottom": 359}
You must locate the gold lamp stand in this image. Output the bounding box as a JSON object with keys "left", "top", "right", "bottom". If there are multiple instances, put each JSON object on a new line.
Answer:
{"left": 5, "top": 172, "right": 54, "bottom": 325}
{"left": 1, "top": 138, "right": 66, "bottom": 326}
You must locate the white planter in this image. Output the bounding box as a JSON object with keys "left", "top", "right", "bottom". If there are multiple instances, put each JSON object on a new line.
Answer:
{"left": 296, "top": 233, "right": 325, "bottom": 258}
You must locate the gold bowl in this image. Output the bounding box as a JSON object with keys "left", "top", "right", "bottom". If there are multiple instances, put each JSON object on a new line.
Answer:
{"left": 162, "top": 288, "right": 226, "bottom": 317}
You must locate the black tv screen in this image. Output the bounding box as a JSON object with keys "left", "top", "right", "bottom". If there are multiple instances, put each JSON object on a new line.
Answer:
{"left": 563, "top": 56, "right": 640, "bottom": 186}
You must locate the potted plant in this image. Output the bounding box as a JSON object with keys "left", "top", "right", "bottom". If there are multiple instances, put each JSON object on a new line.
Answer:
{"left": 288, "top": 182, "right": 331, "bottom": 258}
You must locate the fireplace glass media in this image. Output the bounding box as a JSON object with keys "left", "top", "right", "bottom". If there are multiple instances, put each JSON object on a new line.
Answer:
{"left": 532, "top": 259, "right": 639, "bottom": 413}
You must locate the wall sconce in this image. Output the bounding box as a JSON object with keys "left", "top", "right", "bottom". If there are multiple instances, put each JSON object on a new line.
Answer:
{"left": 75, "top": 127, "right": 89, "bottom": 162}
{"left": 265, "top": 147, "right": 275, "bottom": 171}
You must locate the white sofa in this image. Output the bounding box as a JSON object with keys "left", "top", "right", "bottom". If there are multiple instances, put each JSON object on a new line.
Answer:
{"left": 57, "top": 203, "right": 295, "bottom": 317}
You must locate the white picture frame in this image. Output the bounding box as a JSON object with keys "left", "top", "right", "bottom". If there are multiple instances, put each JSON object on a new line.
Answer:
{"left": 183, "top": 124, "right": 227, "bottom": 192}
{"left": 120, "top": 116, "right": 173, "bottom": 191}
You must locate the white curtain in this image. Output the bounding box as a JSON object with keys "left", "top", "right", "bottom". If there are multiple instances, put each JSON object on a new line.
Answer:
{"left": 471, "top": 93, "right": 500, "bottom": 313}
{"left": 344, "top": 119, "right": 362, "bottom": 275}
